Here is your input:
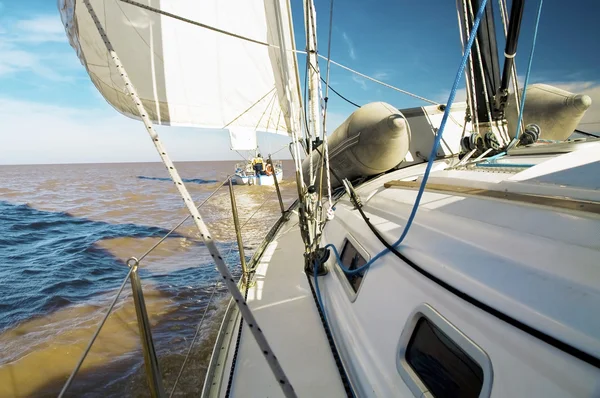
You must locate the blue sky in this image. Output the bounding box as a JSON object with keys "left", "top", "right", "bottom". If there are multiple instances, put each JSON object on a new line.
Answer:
{"left": 0, "top": 0, "right": 598, "bottom": 165}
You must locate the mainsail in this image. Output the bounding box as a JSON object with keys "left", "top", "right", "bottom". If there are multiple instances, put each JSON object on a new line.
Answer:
{"left": 58, "top": 0, "right": 302, "bottom": 135}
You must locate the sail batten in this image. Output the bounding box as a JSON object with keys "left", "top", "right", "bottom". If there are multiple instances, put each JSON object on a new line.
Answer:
{"left": 59, "top": 0, "right": 302, "bottom": 135}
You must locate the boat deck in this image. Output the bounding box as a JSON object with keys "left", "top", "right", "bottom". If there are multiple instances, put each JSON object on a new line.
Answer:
{"left": 209, "top": 212, "right": 347, "bottom": 397}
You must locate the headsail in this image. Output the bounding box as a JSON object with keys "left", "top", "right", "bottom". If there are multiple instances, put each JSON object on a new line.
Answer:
{"left": 229, "top": 128, "right": 257, "bottom": 151}
{"left": 58, "top": 0, "right": 302, "bottom": 135}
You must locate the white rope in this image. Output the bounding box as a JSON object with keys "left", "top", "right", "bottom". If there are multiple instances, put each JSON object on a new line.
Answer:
{"left": 455, "top": 2, "right": 475, "bottom": 139}
{"left": 84, "top": 2, "right": 296, "bottom": 396}
{"left": 466, "top": 0, "right": 506, "bottom": 144}
{"left": 271, "top": 144, "right": 290, "bottom": 156}
{"left": 304, "top": 0, "right": 321, "bottom": 186}
{"left": 318, "top": 55, "right": 439, "bottom": 105}
{"left": 320, "top": 0, "right": 335, "bottom": 220}
{"left": 466, "top": 0, "right": 493, "bottom": 126}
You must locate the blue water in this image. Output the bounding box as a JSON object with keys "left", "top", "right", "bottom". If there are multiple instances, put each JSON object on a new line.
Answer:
{"left": 0, "top": 161, "right": 293, "bottom": 396}
{"left": 137, "top": 175, "right": 219, "bottom": 184}
{"left": 0, "top": 201, "right": 242, "bottom": 332}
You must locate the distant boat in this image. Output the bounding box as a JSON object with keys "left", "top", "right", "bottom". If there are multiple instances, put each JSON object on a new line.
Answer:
{"left": 228, "top": 127, "right": 284, "bottom": 185}
{"left": 232, "top": 159, "right": 283, "bottom": 186}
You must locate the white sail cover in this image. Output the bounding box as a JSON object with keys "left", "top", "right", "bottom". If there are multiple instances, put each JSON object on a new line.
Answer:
{"left": 58, "top": 0, "right": 302, "bottom": 135}
{"left": 229, "top": 128, "right": 257, "bottom": 151}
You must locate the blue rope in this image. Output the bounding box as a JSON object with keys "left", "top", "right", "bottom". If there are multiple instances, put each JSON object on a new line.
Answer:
{"left": 312, "top": 4, "right": 489, "bottom": 386}
{"left": 486, "top": 151, "right": 506, "bottom": 161}
{"left": 320, "top": 0, "right": 489, "bottom": 277}
{"left": 514, "top": 0, "right": 544, "bottom": 139}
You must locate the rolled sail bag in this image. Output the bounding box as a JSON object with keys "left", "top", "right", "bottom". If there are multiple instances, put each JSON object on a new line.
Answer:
{"left": 302, "top": 102, "right": 411, "bottom": 189}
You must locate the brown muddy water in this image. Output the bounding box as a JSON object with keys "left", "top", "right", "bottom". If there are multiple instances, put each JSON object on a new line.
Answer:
{"left": 0, "top": 160, "right": 297, "bottom": 397}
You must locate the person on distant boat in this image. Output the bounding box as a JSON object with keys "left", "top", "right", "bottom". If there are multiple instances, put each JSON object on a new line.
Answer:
{"left": 252, "top": 154, "right": 265, "bottom": 175}
{"left": 265, "top": 159, "right": 273, "bottom": 176}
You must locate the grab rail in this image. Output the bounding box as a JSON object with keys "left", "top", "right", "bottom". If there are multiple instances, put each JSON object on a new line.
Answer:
{"left": 58, "top": 173, "right": 288, "bottom": 397}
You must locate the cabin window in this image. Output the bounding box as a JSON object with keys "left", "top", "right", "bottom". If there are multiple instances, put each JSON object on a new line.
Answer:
{"left": 407, "top": 318, "right": 483, "bottom": 397}
{"left": 339, "top": 239, "right": 367, "bottom": 293}
{"left": 397, "top": 305, "right": 492, "bottom": 398}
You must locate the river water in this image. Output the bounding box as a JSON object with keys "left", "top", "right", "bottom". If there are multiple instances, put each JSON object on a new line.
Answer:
{"left": 0, "top": 160, "right": 296, "bottom": 397}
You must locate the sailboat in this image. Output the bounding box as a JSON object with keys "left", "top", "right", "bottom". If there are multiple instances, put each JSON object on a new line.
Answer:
{"left": 227, "top": 128, "right": 284, "bottom": 186}
{"left": 229, "top": 128, "right": 284, "bottom": 186}
{"left": 58, "top": 0, "right": 599, "bottom": 397}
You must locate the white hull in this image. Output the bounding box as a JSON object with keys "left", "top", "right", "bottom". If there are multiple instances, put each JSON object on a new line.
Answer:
{"left": 232, "top": 171, "right": 282, "bottom": 186}
{"left": 205, "top": 139, "right": 600, "bottom": 397}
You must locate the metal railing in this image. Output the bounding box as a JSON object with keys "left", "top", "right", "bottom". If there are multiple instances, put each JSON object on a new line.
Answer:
{"left": 58, "top": 170, "right": 287, "bottom": 398}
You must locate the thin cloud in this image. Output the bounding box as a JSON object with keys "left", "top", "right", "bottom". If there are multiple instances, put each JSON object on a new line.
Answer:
{"left": 12, "top": 15, "right": 66, "bottom": 44}
{"left": 0, "top": 14, "right": 78, "bottom": 82}
{"left": 0, "top": 45, "right": 75, "bottom": 81}
{"left": 341, "top": 32, "right": 356, "bottom": 60}
{"left": 372, "top": 71, "right": 390, "bottom": 81}
{"left": 435, "top": 87, "right": 468, "bottom": 104}
{"left": 352, "top": 75, "right": 367, "bottom": 90}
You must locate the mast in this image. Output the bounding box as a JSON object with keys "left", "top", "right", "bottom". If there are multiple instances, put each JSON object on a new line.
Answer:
{"left": 495, "top": 0, "right": 526, "bottom": 115}
{"left": 303, "top": 0, "right": 323, "bottom": 183}
{"left": 458, "top": 0, "right": 502, "bottom": 123}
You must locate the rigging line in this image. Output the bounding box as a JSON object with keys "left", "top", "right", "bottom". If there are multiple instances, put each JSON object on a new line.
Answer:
{"left": 58, "top": 267, "right": 134, "bottom": 398}
{"left": 255, "top": 90, "right": 278, "bottom": 131}
{"left": 322, "top": 0, "right": 335, "bottom": 128}
{"left": 235, "top": 150, "right": 249, "bottom": 162}
{"left": 118, "top": 0, "right": 273, "bottom": 47}
{"left": 318, "top": 54, "right": 439, "bottom": 105}
{"left": 265, "top": 86, "right": 279, "bottom": 133}
{"left": 114, "top": 0, "right": 164, "bottom": 63}
{"left": 462, "top": 0, "right": 480, "bottom": 137}
{"left": 303, "top": 53, "right": 311, "bottom": 144}
{"left": 467, "top": 0, "right": 494, "bottom": 129}
{"left": 320, "top": 76, "right": 360, "bottom": 108}
{"left": 271, "top": 143, "right": 290, "bottom": 156}
{"left": 455, "top": 2, "right": 476, "bottom": 137}
{"left": 574, "top": 128, "right": 600, "bottom": 137}
{"left": 318, "top": 0, "right": 336, "bottom": 214}
{"left": 498, "top": 0, "right": 524, "bottom": 138}
{"left": 221, "top": 88, "right": 277, "bottom": 130}
{"left": 309, "top": 2, "right": 325, "bottom": 190}
{"left": 169, "top": 281, "right": 219, "bottom": 398}
{"left": 515, "top": 0, "right": 543, "bottom": 140}
{"left": 304, "top": 0, "right": 314, "bottom": 185}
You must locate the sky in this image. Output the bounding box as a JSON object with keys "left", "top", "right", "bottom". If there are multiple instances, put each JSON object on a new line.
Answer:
{"left": 0, "top": 0, "right": 598, "bottom": 165}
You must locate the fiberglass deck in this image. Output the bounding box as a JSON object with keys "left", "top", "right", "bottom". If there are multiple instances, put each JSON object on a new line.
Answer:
{"left": 217, "top": 212, "right": 347, "bottom": 397}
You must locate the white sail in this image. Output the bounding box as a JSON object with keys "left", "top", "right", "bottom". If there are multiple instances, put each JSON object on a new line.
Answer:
{"left": 58, "top": 0, "right": 302, "bottom": 135}
{"left": 229, "top": 128, "right": 257, "bottom": 151}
